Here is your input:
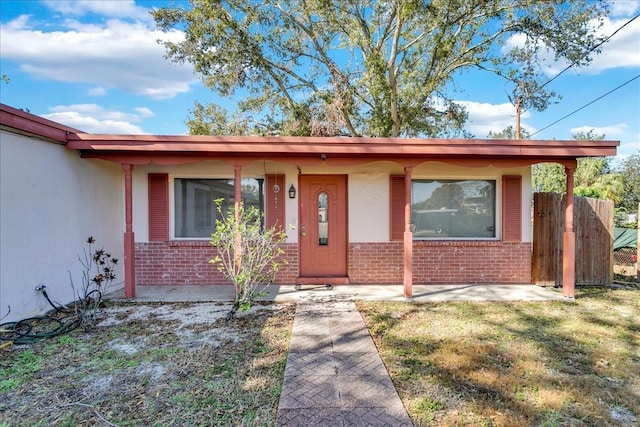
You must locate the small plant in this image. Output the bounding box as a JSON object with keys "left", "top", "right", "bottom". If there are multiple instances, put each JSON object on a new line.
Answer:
{"left": 209, "top": 200, "right": 288, "bottom": 319}
{"left": 69, "top": 237, "right": 118, "bottom": 330}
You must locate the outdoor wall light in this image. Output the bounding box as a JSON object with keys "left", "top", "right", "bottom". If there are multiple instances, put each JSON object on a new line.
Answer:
{"left": 289, "top": 184, "right": 297, "bottom": 199}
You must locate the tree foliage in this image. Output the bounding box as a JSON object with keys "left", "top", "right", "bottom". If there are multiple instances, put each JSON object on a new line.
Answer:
{"left": 154, "top": 0, "right": 609, "bottom": 137}
{"left": 617, "top": 152, "right": 640, "bottom": 214}
{"left": 532, "top": 162, "right": 566, "bottom": 194}
{"left": 487, "top": 125, "right": 531, "bottom": 140}
{"left": 530, "top": 131, "right": 624, "bottom": 205}
{"left": 186, "top": 101, "right": 257, "bottom": 135}
{"left": 424, "top": 183, "right": 464, "bottom": 209}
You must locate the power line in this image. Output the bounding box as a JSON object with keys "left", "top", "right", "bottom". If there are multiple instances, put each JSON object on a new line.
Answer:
{"left": 540, "top": 12, "right": 640, "bottom": 89}
{"left": 530, "top": 73, "right": 640, "bottom": 137}
{"left": 513, "top": 12, "right": 640, "bottom": 138}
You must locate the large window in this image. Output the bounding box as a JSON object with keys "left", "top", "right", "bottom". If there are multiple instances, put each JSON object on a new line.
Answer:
{"left": 412, "top": 179, "right": 496, "bottom": 238}
{"left": 174, "top": 178, "right": 264, "bottom": 238}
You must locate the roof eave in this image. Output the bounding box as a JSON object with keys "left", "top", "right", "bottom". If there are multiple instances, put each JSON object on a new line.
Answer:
{"left": 0, "top": 103, "right": 83, "bottom": 143}
{"left": 66, "top": 133, "right": 619, "bottom": 160}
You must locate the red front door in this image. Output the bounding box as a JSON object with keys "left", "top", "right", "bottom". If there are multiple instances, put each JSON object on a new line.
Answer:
{"left": 298, "top": 175, "right": 348, "bottom": 280}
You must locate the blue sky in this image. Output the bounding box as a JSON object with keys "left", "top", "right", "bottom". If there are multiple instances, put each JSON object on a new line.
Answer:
{"left": 1, "top": 0, "right": 638, "bottom": 160}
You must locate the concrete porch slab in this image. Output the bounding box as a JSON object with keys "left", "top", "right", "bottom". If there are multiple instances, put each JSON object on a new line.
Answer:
{"left": 106, "top": 284, "right": 565, "bottom": 303}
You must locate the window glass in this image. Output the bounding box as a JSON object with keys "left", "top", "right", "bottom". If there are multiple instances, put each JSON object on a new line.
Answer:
{"left": 412, "top": 180, "right": 496, "bottom": 238}
{"left": 318, "top": 192, "right": 328, "bottom": 245}
{"left": 174, "top": 178, "right": 264, "bottom": 238}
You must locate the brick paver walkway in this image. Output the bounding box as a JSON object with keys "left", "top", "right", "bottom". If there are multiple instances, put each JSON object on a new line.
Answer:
{"left": 276, "top": 300, "right": 413, "bottom": 426}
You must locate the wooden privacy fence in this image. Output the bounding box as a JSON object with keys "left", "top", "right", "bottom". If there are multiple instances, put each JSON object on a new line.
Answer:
{"left": 533, "top": 193, "right": 614, "bottom": 287}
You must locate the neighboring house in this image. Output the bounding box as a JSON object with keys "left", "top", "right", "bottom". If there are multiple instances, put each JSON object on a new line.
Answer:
{"left": 0, "top": 103, "right": 619, "bottom": 321}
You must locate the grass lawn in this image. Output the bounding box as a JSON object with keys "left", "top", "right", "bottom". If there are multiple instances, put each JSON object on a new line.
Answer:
{"left": 1, "top": 301, "right": 295, "bottom": 426}
{"left": 358, "top": 288, "right": 640, "bottom": 427}
{"left": 2, "top": 289, "right": 638, "bottom": 427}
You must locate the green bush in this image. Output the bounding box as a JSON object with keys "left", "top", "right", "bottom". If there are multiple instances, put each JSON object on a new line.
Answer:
{"left": 209, "top": 200, "right": 288, "bottom": 319}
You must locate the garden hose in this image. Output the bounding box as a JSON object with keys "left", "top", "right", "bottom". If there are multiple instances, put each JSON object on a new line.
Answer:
{"left": 0, "top": 286, "right": 101, "bottom": 345}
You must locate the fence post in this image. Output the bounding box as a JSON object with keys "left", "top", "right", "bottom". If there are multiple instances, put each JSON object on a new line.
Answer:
{"left": 637, "top": 202, "right": 639, "bottom": 285}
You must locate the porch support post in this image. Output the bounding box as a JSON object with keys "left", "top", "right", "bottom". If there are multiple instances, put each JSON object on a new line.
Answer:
{"left": 234, "top": 165, "right": 242, "bottom": 222}
{"left": 403, "top": 166, "right": 413, "bottom": 299}
{"left": 562, "top": 163, "right": 576, "bottom": 298}
{"left": 234, "top": 166, "right": 242, "bottom": 276}
{"left": 123, "top": 164, "right": 135, "bottom": 298}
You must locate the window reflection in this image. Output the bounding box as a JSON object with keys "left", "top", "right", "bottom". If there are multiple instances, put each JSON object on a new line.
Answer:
{"left": 174, "top": 178, "right": 263, "bottom": 238}
{"left": 411, "top": 179, "right": 496, "bottom": 238}
{"left": 318, "top": 192, "right": 328, "bottom": 245}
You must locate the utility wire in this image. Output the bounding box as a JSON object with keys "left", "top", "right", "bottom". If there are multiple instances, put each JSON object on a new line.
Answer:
{"left": 525, "top": 13, "right": 640, "bottom": 136}
{"left": 530, "top": 73, "right": 640, "bottom": 137}
{"left": 540, "top": 12, "right": 640, "bottom": 89}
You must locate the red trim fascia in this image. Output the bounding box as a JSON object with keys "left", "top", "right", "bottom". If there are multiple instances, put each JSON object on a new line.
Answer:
{"left": 66, "top": 135, "right": 619, "bottom": 158}
{"left": 65, "top": 133, "right": 619, "bottom": 147}
{"left": 0, "top": 103, "right": 82, "bottom": 143}
{"left": 73, "top": 154, "right": 606, "bottom": 170}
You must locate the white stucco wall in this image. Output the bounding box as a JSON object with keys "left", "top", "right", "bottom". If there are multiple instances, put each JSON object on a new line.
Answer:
{"left": 0, "top": 130, "right": 124, "bottom": 323}
{"left": 349, "top": 172, "right": 390, "bottom": 242}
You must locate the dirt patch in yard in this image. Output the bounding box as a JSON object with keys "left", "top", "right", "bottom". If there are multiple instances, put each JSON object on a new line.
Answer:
{"left": 1, "top": 301, "right": 295, "bottom": 426}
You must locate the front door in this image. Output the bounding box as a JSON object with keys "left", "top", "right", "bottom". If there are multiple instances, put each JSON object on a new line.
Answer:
{"left": 298, "top": 175, "right": 348, "bottom": 280}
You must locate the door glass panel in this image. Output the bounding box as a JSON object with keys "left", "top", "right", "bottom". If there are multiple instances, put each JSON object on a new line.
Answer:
{"left": 318, "top": 192, "right": 328, "bottom": 245}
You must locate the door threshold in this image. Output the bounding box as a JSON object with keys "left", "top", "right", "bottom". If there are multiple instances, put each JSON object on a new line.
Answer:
{"left": 296, "top": 277, "right": 350, "bottom": 286}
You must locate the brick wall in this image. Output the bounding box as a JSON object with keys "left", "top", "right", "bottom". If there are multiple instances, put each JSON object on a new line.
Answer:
{"left": 274, "top": 243, "right": 298, "bottom": 284}
{"left": 135, "top": 241, "right": 298, "bottom": 286}
{"left": 135, "top": 241, "right": 531, "bottom": 286}
{"left": 411, "top": 241, "right": 532, "bottom": 284}
{"left": 349, "top": 241, "right": 531, "bottom": 284}
{"left": 349, "top": 242, "right": 404, "bottom": 283}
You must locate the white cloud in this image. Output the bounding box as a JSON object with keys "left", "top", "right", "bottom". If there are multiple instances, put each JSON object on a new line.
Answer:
{"left": 43, "top": 0, "right": 153, "bottom": 22}
{"left": 502, "top": 13, "right": 640, "bottom": 75}
{"left": 89, "top": 86, "right": 106, "bottom": 96}
{"left": 133, "top": 107, "right": 155, "bottom": 118}
{"left": 4, "top": 14, "right": 29, "bottom": 30}
{"left": 456, "top": 100, "right": 534, "bottom": 138}
{"left": 618, "top": 139, "right": 640, "bottom": 153}
{"left": 0, "top": 12, "right": 196, "bottom": 100}
{"left": 585, "top": 15, "right": 640, "bottom": 73}
{"left": 567, "top": 124, "right": 638, "bottom": 158}
{"left": 43, "top": 104, "right": 151, "bottom": 134}
{"left": 569, "top": 123, "right": 629, "bottom": 138}
{"left": 610, "top": 1, "right": 640, "bottom": 17}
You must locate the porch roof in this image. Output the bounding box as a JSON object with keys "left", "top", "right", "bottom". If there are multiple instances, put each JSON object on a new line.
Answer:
{"left": 1, "top": 103, "right": 619, "bottom": 163}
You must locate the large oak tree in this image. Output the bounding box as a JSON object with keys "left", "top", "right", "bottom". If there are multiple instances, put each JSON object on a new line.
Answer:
{"left": 154, "top": 0, "right": 609, "bottom": 137}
